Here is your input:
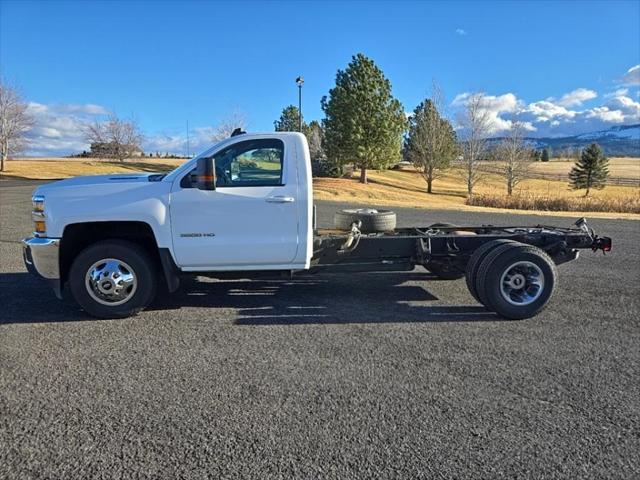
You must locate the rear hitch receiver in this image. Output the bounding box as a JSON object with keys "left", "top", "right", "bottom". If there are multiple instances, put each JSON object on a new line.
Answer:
{"left": 574, "top": 217, "right": 611, "bottom": 254}
{"left": 592, "top": 236, "right": 612, "bottom": 254}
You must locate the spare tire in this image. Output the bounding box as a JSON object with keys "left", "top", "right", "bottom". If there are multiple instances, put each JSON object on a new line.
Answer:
{"left": 428, "top": 223, "right": 458, "bottom": 229}
{"left": 333, "top": 208, "right": 397, "bottom": 233}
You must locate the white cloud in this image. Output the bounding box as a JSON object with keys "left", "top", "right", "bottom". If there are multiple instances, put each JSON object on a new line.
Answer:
{"left": 452, "top": 85, "right": 639, "bottom": 138}
{"left": 605, "top": 88, "right": 629, "bottom": 98}
{"left": 584, "top": 106, "right": 625, "bottom": 123}
{"left": 21, "top": 100, "right": 225, "bottom": 157}
{"left": 453, "top": 92, "right": 523, "bottom": 135}
{"left": 61, "top": 103, "right": 109, "bottom": 115}
{"left": 143, "top": 126, "right": 215, "bottom": 155}
{"left": 455, "top": 28, "right": 467, "bottom": 36}
{"left": 606, "top": 93, "right": 640, "bottom": 115}
{"left": 23, "top": 102, "right": 107, "bottom": 156}
{"left": 526, "top": 100, "right": 576, "bottom": 122}
{"left": 553, "top": 88, "right": 597, "bottom": 107}
{"left": 620, "top": 64, "right": 640, "bottom": 86}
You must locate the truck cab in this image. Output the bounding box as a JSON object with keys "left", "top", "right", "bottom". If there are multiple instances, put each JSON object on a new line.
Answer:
{"left": 23, "top": 132, "right": 313, "bottom": 317}
{"left": 167, "top": 132, "right": 313, "bottom": 270}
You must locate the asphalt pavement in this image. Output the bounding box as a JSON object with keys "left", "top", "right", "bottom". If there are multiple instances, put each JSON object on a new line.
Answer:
{"left": 1, "top": 180, "right": 639, "bottom": 479}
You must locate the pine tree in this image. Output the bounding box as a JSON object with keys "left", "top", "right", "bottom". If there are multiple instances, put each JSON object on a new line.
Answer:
{"left": 321, "top": 53, "right": 407, "bottom": 183}
{"left": 274, "top": 105, "right": 306, "bottom": 132}
{"left": 532, "top": 149, "right": 541, "bottom": 161}
{"left": 541, "top": 148, "right": 550, "bottom": 162}
{"left": 405, "top": 99, "right": 457, "bottom": 193}
{"left": 569, "top": 143, "right": 609, "bottom": 196}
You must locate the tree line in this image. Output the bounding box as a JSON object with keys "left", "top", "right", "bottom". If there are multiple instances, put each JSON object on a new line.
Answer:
{"left": 273, "top": 53, "right": 610, "bottom": 196}
{"left": 1, "top": 63, "right": 610, "bottom": 196}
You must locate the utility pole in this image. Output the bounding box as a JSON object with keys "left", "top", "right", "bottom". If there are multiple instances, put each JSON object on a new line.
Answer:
{"left": 186, "top": 120, "right": 190, "bottom": 158}
{"left": 296, "top": 76, "right": 304, "bottom": 132}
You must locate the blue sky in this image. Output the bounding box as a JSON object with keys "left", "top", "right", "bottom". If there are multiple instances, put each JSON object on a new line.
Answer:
{"left": 1, "top": 0, "right": 639, "bottom": 156}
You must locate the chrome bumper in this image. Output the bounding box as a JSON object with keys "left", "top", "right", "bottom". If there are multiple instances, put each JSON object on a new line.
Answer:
{"left": 22, "top": 237, "right": 61, "bottom": 280}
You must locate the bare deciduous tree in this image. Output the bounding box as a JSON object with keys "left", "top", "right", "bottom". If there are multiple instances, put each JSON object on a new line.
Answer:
{"left": 457, "top": 92, "right": 492, "bottom": 197}
{"left": 0, "top": 81, "right": 34, "bottom": 171}
{"left": 84, "top": 114, "right": 143, "bottom": 162}
{"left": 210, "top": 110, "right": 248, "bottom": 142}
{"left": 495, "top": 121, "right": 532, "bottom": 195}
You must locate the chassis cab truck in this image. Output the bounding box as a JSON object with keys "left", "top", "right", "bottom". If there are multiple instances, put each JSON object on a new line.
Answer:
{"left": 23, "top": 132, "right": 611, "bottom": 320}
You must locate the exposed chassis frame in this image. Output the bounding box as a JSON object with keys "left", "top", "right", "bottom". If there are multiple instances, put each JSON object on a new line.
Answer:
{"left": 311, "top": 219, "right": 612, "bottom": 274}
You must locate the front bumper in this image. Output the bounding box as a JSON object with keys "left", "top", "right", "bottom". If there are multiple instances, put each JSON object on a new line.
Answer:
{"left": 22, "top": 237, "right": 62, "bottom": 298}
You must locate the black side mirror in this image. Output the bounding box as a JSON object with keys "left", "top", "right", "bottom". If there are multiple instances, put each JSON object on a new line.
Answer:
{"left": 193, "top": 157, "right": 216, "bottom": 190}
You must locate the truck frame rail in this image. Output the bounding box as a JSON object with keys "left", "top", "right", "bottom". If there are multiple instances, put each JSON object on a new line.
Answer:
{"left": 312, "top": 218, "right": 612, "bottom": 273}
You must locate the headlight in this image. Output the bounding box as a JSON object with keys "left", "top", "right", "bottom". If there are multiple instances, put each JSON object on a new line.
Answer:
{"left": 32, "top": 195, "right": 46, "bottom": 235}
{"left": 32, "top": 194, "right": 45, "bottom": 212}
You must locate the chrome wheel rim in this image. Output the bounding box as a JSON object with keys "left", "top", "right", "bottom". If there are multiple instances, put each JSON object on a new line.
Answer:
{"left": 499, "top": 261, "right": 544, "bottom": 306}
{"left": 85, "top": 258, "right": 137, "bottom": 306}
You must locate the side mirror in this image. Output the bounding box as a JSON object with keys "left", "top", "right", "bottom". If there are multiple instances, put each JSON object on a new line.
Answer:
{"left": 193, "top": 157, "right": 216, "bottom": 190}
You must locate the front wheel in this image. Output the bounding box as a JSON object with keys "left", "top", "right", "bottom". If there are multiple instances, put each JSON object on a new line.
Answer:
{"left": 69, "top": 240, "right": 157, "bottom": 319}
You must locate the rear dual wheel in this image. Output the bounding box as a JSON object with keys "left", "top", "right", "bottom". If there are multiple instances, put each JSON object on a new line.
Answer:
{"left": 466, "top": 241, "right": 557, "bottom": 320}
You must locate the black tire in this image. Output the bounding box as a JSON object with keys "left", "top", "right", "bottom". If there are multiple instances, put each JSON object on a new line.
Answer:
{"left": 465, "top": 239, "right": 518, "bottom": 303}
{"left": 474, "top": 243, "right": 523, "bottom": 308}
{"left": 428, "top": 223, "right": 457, "bottom": 230}
{"left": 69, "top": 240, "right": 157, "bottom": 319}
{"left": 333, "top": 208, "right": 396, "bottom": 233}
{"left": 475, "top": 244, "right": 558, "bottom": 320}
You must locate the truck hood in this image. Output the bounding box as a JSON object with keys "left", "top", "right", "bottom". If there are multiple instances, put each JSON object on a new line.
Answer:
{"left": 36, "top": 173, "right": 163, "bottom": 193}
{"left": 33, "top": 173, "right": 173, "bottom": 239}
{"left": 34, "top": 172, "right": 171, "bottom": 205}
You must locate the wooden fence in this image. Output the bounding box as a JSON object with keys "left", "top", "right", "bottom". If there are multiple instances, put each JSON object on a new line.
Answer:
{"left": 480, "top": 166, "right": 640, "bottom": 187}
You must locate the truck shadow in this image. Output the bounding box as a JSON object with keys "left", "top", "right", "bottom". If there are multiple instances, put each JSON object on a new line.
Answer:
{"left": 150, "top": 271, "right": 502, "bottom": 325}
{"left": 0, "top": 271, "right": 503, "bottom": 325}
{"left": 0, "top": 273, "right": 88, "bottom": 324}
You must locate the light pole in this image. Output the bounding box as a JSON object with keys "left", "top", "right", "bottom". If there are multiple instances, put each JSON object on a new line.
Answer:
{"left": 295, "top": 76, "right": 304, "bottom": 132}
{"left": 186, "top": 120, "right": 190, "bottom": 158}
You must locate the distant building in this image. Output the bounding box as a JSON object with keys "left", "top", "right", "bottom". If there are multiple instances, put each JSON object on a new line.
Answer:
{"left": 89, "top": 142, "right": 143, "bottom": 158}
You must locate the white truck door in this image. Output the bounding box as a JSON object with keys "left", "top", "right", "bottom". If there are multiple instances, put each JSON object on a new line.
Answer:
{"left": 169, "top": 137, "right": 300, "bottom": 269}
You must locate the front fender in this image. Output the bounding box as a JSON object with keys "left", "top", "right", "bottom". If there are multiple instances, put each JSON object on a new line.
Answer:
{"left": 43, "top": 182, "right": 173, "bottom": 248}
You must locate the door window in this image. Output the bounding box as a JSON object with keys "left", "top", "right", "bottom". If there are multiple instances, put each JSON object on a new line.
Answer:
{"left": 185, "top": 139, "right": 285, "bottom": 188}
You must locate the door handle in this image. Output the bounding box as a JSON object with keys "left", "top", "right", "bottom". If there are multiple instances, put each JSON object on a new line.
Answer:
{"left": 266, "top": 196, "right": 295, "bottom": 203}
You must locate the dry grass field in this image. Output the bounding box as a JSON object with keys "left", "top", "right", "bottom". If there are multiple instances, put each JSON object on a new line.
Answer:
{"left": 2, "top": 157, "right": 639, "bottom": 218}
{"left": 0, "top": 158, "right": 185, "bottom": 179}
{"left": 312, "top": 166, "right": 640, "bottom": 217}
{"left": 528, "top": 157, "right": 640, "bottom": 179}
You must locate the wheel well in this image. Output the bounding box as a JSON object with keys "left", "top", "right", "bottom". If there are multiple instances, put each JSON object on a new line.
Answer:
{"left": 60, "top": 221, "right": 162, "bottom": 285}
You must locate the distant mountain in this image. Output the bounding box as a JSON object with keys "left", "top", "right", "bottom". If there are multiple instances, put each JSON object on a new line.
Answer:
{"left": 489, "top": 124, "right": 640, "bottom": 157}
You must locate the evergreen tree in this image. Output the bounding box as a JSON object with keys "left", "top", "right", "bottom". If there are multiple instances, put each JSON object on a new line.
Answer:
{"left": 405, "top": 99, "right": 458, "bottom": 193}
{"left": 541, "top": 148, "right": 550, "bottom": 162}
{"left": 569, "top": 143, "right": 609, "bottom": 196}
{"left": 274, "top": 105, "right": 306, "bottom": 132}
{"left": 321, "top": 53, "right": 407, "bottom": 183}
{"left": 532, "top": 149, "right": 542, "bottom": 161}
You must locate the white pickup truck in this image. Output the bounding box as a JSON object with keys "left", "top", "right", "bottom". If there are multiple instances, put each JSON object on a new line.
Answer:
{"left": 23, "top": 131, "right": 611, "bottom": 320}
